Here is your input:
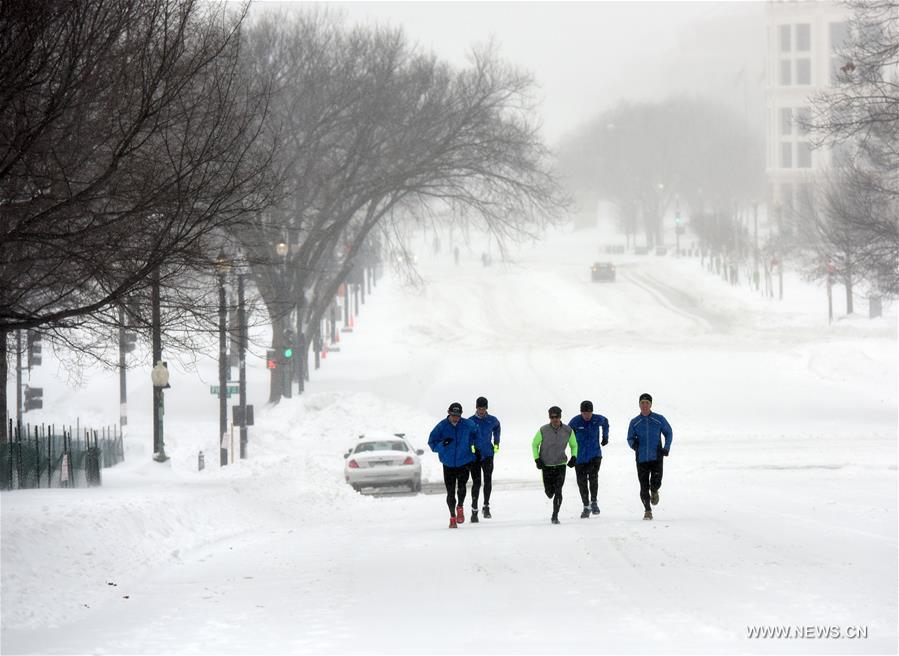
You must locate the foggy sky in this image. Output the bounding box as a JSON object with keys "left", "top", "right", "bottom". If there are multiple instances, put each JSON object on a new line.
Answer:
{"left": 312, "top": 1, "right": 769, "bottom": 144}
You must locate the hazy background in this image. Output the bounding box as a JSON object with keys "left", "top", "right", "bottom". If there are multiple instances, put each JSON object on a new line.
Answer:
{"left": 304, "top": 1, "right": 767, "bottom": 144}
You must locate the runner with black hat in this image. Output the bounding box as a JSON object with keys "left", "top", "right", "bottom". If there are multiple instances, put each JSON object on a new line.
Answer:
{"left": 468, "top": 395, "right": 501, "bottom": 522}
{"left": 532, "top": 406, "right": 578, "bottom": 524}
{"left": 568, "top": 399, "right": 610, "bottom": 518}
{"left": 428, "top": 402, "right": 478, "bottom": 528}
{"left": 626, "top": 393, "right": 673, "bottom": 520}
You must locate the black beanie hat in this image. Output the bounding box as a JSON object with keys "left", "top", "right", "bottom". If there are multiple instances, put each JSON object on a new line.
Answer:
{"left": 639, "top": 393, "right": 653, "bottom": 403}
{"left": 448, "top": 402, "right": 463, "bottom": 416}
{"left": 548, "top": 405, "right": 562, "bottom": 417}
{"left": 580, "top": 400, "right": 593, "bottom": 412}
{"left": 476, "top": 396, "right": 488, "bottom": 408}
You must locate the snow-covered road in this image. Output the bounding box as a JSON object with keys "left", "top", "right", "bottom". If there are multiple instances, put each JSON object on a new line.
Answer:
{"left": 2, "top": 226, "right": 896, "bottom": 654}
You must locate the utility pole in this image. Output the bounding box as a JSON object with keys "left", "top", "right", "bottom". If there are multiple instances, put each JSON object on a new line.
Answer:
{"left": 218, "top": 267, "right": 228, "bottom": 467}
{"left": 118, "top": 305, "right": 127, "bottom": 433}
{"left": 151, "top": 267, "right": 167, "bottom": 461}
{"left": 15, "top": 330, "right": 22, "bottom": 428}
{"left": 237, "top": 273, "right": 248, "bottom": 459}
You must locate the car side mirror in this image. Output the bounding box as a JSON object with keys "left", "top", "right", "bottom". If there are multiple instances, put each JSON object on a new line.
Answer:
{"left": 416, "top": 449, "right": 424, "bottom": 456}
{"left": 343, "top": 452, "right": 350, "bottom": 459}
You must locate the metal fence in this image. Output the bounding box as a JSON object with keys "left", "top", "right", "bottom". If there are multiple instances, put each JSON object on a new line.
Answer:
{"left": 1, "top": 421, "right": 124, "bottom": 490}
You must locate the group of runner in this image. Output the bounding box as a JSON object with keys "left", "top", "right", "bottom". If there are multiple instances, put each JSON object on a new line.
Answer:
{"left": 427, "top": 393, "right": 673, "bottom": 528}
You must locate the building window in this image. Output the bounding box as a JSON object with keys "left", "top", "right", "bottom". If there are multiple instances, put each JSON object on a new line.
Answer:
{"left": 780, "top": 59, "right": 792, "bottom": 85}
{"left": 780, "top": 108, "right": 793, "bottom": 136}
{"left": 796, "top": 24, "right": 811, "bottom": 51}
{"left": 797, "top": 142, "right": 813, "bottom": 168}
{"left": 797, "top": 59, "right": 811, "bottom": 85}
{"left": 779, "top": 107, "right": 813, "bottom": 169}
{"left": 780, "top": 24, "right": 791, "bottom": 52}
{"left": 830, "top": 21, "right": 850, "bottom": 84}
{"left": 781, "top": 142, "right": 793, "bottom": 168}
{"left": 777, "top": 23, "right": 812, "bottom": 86}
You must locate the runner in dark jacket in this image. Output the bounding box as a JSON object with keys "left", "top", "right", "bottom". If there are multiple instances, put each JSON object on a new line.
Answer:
{"left": 568, "top": 400, "right": 609, "bottom": 518}
{"left": 429, "top": 402, "right": 477, "bottom": 528}
{"left": 626, "top": 393, "right": 673, "bottom": 520}
{"left": 468, "top": 396, "right": 501, "bottom": 522}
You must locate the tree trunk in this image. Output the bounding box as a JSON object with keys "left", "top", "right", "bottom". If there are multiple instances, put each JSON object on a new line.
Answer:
{"left": 844, "top": 274, "right": 854, "bottom": 315}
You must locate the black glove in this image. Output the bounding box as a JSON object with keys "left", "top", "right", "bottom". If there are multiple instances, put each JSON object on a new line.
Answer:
{"left": 601, "top": 438, "right": 608, "bottom": 446}
{"left": 661, "top": 447, "right": 669, "bottom": 457}
{"left": 567, "top": 456, "right": 577, "bottom": 468}
{"left": 535, "top": 458, "right": 544, "bottom": 470}
{"left": 441, "top": 438, "right": 453, "bottom": 447}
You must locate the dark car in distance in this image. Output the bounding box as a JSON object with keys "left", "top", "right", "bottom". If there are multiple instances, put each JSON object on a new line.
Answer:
{"left": 591, "top": 262, "right": 616, "bottom": 282}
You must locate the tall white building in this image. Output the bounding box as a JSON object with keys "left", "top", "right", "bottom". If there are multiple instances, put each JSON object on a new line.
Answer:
{"left": 766, "top": 0, "right": 850, "bottom": 227}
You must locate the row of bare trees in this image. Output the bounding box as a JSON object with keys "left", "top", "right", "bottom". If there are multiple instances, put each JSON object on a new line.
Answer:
{"left": 231, "top": 11, "right": 565, "bottom": 402}
{"left": 1, "top": 2, "right": 567, "bottom": 425}
{"left": 800, "top": 0, "right": 898, "bottom": 309}
{"left": 556, "top": 97, "right": 764, "bottom": 252}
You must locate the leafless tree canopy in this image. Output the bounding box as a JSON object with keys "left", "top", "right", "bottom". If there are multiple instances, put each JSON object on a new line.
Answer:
{"left": 233, "top": 11, "right": 567, "bottom": 402}
{"left": 803, "top": 0, "right": 898, "bottom": 295}
{"left": 0, "top": 0, "right": 275, "bottom": 334}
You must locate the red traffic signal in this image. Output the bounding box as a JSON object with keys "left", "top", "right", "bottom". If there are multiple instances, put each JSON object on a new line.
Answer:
{"left": 266, "top": 349, "right": 277, "bottom": 369}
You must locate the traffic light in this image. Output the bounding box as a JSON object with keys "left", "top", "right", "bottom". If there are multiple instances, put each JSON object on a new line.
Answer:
{"left": 266, "top": 350, "right": 277, "bottom": 369}
{"left": 123, "top": 331, "right": 137, "bottom": 353}
{"left": 26, "top": 330, "right": 42, "bottom": 369}
{"left": 283, "top": 330, "right": 295, "bottom": 361}
{"left": 24, "top": 385, "right": 43, "bottom": 412}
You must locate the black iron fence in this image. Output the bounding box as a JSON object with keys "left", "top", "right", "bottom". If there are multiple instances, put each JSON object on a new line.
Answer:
{"left": 1, "top": 421, "right": 124, "bottom": 490}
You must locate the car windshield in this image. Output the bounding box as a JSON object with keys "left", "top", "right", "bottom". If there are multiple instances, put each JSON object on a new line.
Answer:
{"left": 354, "top": 441, "right": 408, "bottom": 453}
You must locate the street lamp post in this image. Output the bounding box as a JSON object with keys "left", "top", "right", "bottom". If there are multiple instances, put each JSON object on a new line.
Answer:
{"left": 237, "top": 271, "right": 248, "bottom": 459}
{"left": 151, "top": 267, "right": 168, "bottom": 462}
{"left": 275, "top": 242, "right": 291, "bottom": 399}
{"left": 215, "top": 253, "right": 231, "bottom": 466}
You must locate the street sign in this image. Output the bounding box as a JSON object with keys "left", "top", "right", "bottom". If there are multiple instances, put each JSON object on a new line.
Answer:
{"left": 210, "top": 385, "right": 238, "bottom": 396}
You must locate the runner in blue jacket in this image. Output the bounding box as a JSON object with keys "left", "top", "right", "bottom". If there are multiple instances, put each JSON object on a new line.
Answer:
{"left": 626, "top": 393, "right": 673, "bottom": 520}
{"left": 568, "top": 400, "right": 609, "bottom": 518}
{"left": 467, "top": 396, "right": 501, "bottom": 522}
{"left": 429, "top": 402, "right": 477, "bottom": 528}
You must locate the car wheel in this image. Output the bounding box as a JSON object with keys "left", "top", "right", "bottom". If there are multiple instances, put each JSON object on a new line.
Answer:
{"left": 411, "top": 477, "right": 422, "bottom": 493}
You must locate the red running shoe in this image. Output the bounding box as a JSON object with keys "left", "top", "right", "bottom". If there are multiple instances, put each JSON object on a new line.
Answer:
{"left": 456, "top": 506, "right": 465, "bottom": 524}
{"left": 449, "top": 517, "right": 458, "bottom": 528}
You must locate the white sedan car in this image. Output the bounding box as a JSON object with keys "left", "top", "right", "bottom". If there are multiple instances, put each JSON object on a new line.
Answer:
{"left": 344, "top": 433, "right": 423, "bottom": 493}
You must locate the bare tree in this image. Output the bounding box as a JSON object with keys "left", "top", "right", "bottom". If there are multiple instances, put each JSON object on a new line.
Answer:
{"left": 803, "top": 0, "right": 898, "bottom": 296}
{"left": 0, "top": 0, "right": 277, "bottom": 437}
{"left": 237, "top": 13, "right": 567, "bottom": 403}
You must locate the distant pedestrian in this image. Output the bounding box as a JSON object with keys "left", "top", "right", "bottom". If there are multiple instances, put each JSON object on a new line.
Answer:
{"left": 626, "top": 393, "right": 673, "bottom": 520}
{"left": 428, "top": 402, "right": 477, "bottom": 528}
{"left": 532, "top": 406, "right": 578, "bottom": 524}
{"left": 568, "top": 400, "right": 609, "bottom": 518}
{"left": 468, "top": 396, "right": 501, "bottom": 522}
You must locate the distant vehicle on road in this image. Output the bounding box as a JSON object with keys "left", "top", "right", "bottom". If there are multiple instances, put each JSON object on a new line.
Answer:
{"left": 591, "top": 262, "right": 616, "bottom": 282}
{"left": 344, "top": 433, "right": 423, "bottom": 493}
